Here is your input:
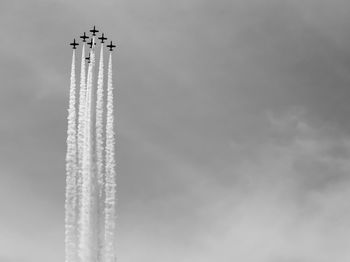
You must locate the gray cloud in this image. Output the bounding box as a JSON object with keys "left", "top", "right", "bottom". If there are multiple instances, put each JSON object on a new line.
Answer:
{"left": 1, "top": 0, "right": 350, "bottom": 261}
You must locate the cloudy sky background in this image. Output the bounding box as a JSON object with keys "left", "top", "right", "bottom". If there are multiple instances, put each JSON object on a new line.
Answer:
{"left": 1, "top": 0, "right": 350, "bottom": 261}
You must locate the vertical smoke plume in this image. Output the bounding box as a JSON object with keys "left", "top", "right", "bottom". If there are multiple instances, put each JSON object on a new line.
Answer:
{"left": 104, "top": 52, "right": 117, "bottom": 262}
{"left": 79, "top": 43, "right": 95, "bottom": 262}
{"left": 77, "top": 43, "right": 86, "bottom": 250}
{"left": 95, "top": 44, "right": 105, "bottom": 261}
{"left": 65, "top": 50, "right": 78, "bottom": 262}
{"left": 66, "top": 32, "right": 117, "bottom": 262}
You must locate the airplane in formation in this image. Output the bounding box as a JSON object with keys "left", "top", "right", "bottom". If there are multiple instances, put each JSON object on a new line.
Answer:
{"left": 98, "top": 33, "right": 107, "bottom": 43}
{"left": 87, "top": 39, "right": 96, "bottom": 48}
{"left": 107, "top": 41, "right": 116, "bottom": 51}
{"left": 80, "top": 32, "right": 89, "bottom": 42}
{"left": 90, "top": 25, "right": 99, "bottom": 36}
{"left": 70, "top": 39, "right": 79, "bottom": 49}
{"left": 86, "top": 54, "right": 91, "bottom": 63}
{"left": 70, "top": 27, "right": 117, "bottom": 51}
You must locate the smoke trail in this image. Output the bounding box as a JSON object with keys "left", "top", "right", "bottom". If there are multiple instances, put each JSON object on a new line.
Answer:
{"left": 77, "top": 43, "right": 87, "bottom": 250}
{"left": 89, "top": 40, "right": 99, "bottom": 262}
{"left": 95, "top": 43, "right": 105, "bottom": 261}
{"left": 65, "top": 50, "right": 78, "bottom": 262}
{"left": 79, "top": 45, "right": 95, "bottom": 262}
{"left": 104, "top": 52, "right": 117, "bottom": 262}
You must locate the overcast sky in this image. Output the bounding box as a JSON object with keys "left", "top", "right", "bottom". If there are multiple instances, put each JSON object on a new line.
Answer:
{"left": 1, "top": 0, "right": 350, "bottom": 261}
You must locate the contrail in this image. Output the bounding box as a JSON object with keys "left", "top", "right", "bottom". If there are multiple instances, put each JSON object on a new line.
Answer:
{"left": 65, "top": 49, "right": 78, "bottom": 262}
{"left": 67, "top": 29, "right": 117, "bottom": 262}
{"left": 104, "top": 52, "right": 117, "bottom": 262}
{"left": 95, "top": 43, "right": 105, "bottom": 261}
{"left": 77, "top": 42, "right": 87, "bottom": 250}
{"left": 79, "top": 44, "right": 95, "bottom": 262}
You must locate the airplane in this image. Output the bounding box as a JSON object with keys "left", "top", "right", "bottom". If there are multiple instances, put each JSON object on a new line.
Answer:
{"left": 98, "top": 33, "right": 107, "bottom": 43}
{"left": 90, "top": 25, "right": 99, "bottom": 36}
{"left": 80, "top": 32, "right": 89, "bottom": 42}
{"left": 70, "top": 39, "right": 79, "bottom": 49}
{"left": 107, "top": 41, "right": 116, "bottom": 51}
{"left": 87, "top": 39, "right": 96, "bottom": 48}
{"left": 86, "top": 54, "right": 91, "bottom": 63}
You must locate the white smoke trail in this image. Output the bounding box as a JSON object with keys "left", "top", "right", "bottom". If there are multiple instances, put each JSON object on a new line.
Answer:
{"left": 79, "top": 44, "right": 95, "bottom": 262}
{"left": 89, "top": 40, "right": 99, "bottom": 262}
{"left": 104, "top": 52, "right": 117, "bottom": 262}
{"left": 95, "top": 43, "right": 105, "bottom": 261}
{"left": 77, "top": 43, "right": 86, "bottom": 251}
{"left": 65, "top": 49, "right": 78, "bottom": 262}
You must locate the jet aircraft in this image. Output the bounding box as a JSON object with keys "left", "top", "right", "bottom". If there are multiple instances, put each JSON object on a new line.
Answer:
{"left": 87, "top": 39, "right": 96, "bottom": 48}
{"left": 107, "top": 41, "right": 116, "bottom": 51}
{"left": 90, "top": 25, "right": 99, "bottom": 36}
{"left": 70, "top": 39, "right": 79, "bottom": 49}
{"left": 80, "top": 32, "right": 89, "bottom": 42}
{"left": 98, "top": 33, "right": 107, "bottom": 43}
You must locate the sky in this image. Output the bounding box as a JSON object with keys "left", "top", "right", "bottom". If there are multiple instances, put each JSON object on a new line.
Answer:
{"left": 1, "top": 0, "right": 350, "bottom": 261}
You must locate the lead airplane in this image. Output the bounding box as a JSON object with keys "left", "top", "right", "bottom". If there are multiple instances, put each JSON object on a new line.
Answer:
{"left": 107, "top": 41, "right": 116, "bottom": 51}
{"left": 70, "top": 39, "right": 79, "bottom": 49}
{"left": 90, "top": 25, "right": 99, "bottom": 36}
{"left": 80, "top": 32, "right": 89, "bottom": 42}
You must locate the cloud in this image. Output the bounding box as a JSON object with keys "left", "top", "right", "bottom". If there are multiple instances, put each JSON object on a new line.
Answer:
{"left": 113, "top": 108, "right": 350, "bottom": 261}
{"left": 1, "top": 0, "right": 350, "bottom": 260}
